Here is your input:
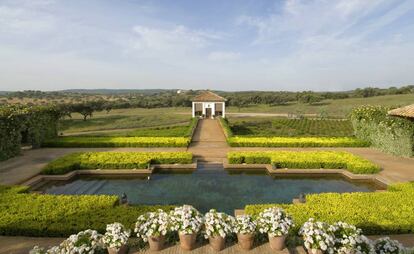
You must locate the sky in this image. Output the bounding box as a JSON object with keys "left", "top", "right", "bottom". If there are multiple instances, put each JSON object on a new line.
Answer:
{"left": 0, "top": 0, "right": 414, "bottom": 91}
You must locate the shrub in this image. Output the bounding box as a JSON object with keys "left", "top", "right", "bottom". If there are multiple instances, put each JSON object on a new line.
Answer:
{"left": 218, "top": 117, "right": 233, "bottom": 138}
{"left": 0, "top": 105, "right": 59, "bottom": 161}
{"left": 42, "top": 152, "right": 193, "bottom": 175}
{"left": 350, "top": 105, "right": 414, "bottom": 157}
{"left": 227, "top": 151, "right": 380, "bottom": 174}
{"left": 245, "top": 182, "right": 414, "bottom": 235}
{"left": 42, "top": 136, "right": 190, "bottom": 148}
{"left": 227, "top": 136, "right": 369, "bottom": 147}
{"left": 0, "top": 186, "right": 175, "bottom": 237}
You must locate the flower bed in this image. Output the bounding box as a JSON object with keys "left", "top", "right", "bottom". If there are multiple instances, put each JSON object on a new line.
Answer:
{"left": 227, "top": 136, "right": 369, "bottom": 147}
{"left": 245, "top": 182, "right": 414, "bottom": 235}
{"left": 0, "top": 185, "right": 174, "bottom": 237}
{"left": 42, "top": 136, "right": 190, "bottom": 148}
{"left": 42, "top": 151, "right": 193, "bottom": 175}
{"left": 227, "top": 151, "right": 380, "bottom": 174}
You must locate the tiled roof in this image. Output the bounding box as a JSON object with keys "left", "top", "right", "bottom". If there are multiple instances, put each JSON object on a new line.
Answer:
{"left": 388, "top": 104, "right": 414, "bottom": 118}
{"left": 192, "top": 91, "right": 226, "bottom": 102}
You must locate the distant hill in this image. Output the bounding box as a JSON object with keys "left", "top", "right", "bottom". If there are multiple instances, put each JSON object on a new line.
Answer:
{"left": 61, "top": 89, "right": 176, "bottom": 95}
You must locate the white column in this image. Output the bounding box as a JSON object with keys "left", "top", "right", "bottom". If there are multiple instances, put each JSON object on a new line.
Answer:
{"left": 192, "top": 102, "right": 195, "bottom": 118}
{"left": 211, "top": 102, "right": 215, "bottom": 118}
{"left": 222, "top": 102, "right": 226, "bottom": 118}
{"left": 202, "top": 103, "right": 206, "bottom": 116}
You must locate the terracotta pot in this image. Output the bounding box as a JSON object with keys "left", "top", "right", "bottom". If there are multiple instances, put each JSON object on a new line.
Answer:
{"left": 148, "top": 235, "right": 165, "bottom": 251}
{"left": 209, "top": 235, "right": 225, "bottom": 251}
{"left": 268, "top": 234, "right": 287, "bottom": 251}
{"left": 107, "top": 245, "right": 128, "bottom": 254}
{"left": 179, "top": 233, "right": 197, "bottom": 251}
{"left": 306, "top": 248, "right": 323, "bottom": 254}
{"left": 237, "top": 233, "right": 254, "bottom": 250}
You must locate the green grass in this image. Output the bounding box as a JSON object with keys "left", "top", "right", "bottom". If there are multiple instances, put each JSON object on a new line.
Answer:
{"left": 227, "top": 94, "right": 414, "bottom": 118}
{"left": 59, "top": 107, "right": 191, "bottom": 134}
{"left": 228, "top": 118, "right": 354, "bottom": 137}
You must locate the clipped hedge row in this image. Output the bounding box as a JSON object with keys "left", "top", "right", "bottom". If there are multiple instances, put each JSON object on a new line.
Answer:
{"left": 0, "top": 186, "right": 174, "bottom": 237}
{"left": 218, "top": 117, "right": 233, "bottom": 138}
{"left": 42, "top": 136, "right": 190, "bottom": 148}
{"left": 42, "top": 151, "right": 193, "bottom": 175}
{"left": 227, "top": 151, "right": 380, "bottom": 174}
{"left": 245, "top": 182, "right": 414, "bottom": 235}
{"left": 227, "top": 136, "right": 369, "bottom": 147}
{"left": 351, "top": 105, "right": 414, "bottom": 157}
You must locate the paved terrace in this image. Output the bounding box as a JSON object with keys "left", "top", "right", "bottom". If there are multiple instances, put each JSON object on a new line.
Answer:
{"left": 1, "top": 235, "right": 414, "bottom": 254}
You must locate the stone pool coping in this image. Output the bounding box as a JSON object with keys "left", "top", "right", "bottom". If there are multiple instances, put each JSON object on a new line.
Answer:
{"left": 21, "top": 160, "right": 198, "bottom": 188}
{"left": 223, "top": 161, "right": 390, "bottom": 188}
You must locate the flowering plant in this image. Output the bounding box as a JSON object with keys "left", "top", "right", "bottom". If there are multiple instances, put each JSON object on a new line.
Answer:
{"left": 299, "top": 218, "right": 335, "bottom": 254}
{"left": 330, "top": 221, "right": 374, "bottom": 254}
{"left": 169, "top": 205, "right": 203, "bottom": 235}
{"left": 29, "top": 246, "right": 61, "bottom": 254}
{"left": 204, "top": 209, "right": 235, "bottom": 238}
{"left": 135, "top": 209, "right": 169, "bottom": 242}
{"left": 59, "top": 229, "right": 104, "bottom": 254}
{"left": 103, "top": 222, "right": 131, "bottom": 250}
{"left": 257, "top": 207, "right": 294, "bottom": 237}
{"left": 374, "top": 237, "right": 405, "bottom": 254}
{"left": 234, "top": 215, "right": 256, "bottom": 235}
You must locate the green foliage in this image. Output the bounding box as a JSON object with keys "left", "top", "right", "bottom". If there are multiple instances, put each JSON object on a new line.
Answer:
{"left": 218, "top": 117, "right": 233, "bottom": 138}
{"left": 42, "top": 136, "right": 190, "bottom": 148}
{"left": 228, "top": 136, "right": 368, "bottom": 147}
{"left": 245, "top": 182, "right": 414, "bottom": 235}
{"left": 229, "top": 118, "right": 354, "bottom": 137}
{"left": 42, "top": 152, "right": 193, "bottom": 175}
{"left": 350, "top": 106, "right": 414, "bottom": 157}
{"left": 0, "top": 186, "right": 174, "bottom": 237}
{"left": 227, "top": 151, "right": 380, "bottom": 174}
{"left": 0, "top": 105, "right": 59, "bottom": 161}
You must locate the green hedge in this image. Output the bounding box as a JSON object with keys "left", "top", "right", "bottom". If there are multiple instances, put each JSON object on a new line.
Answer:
{"left": 0, "top": 186, "right": 174, "bottom": 237}
{"left": 0, "top": 105, "right": 59, "bottom": 161}
{"left": 42, "top": 152, "right": 193, "bottom": 175}
{"left": 227, "top": 136, "right": 368, "bottom": 147}
{"left": 245, "top": 182, "right": 414, "bottom": 235}
{"left": 218, "top": 117, "right": 233, "bottom": 138}
{"left": 351, "top": 105, "right": 414, "bottom": 157}
{"left": 42, "top": 136, "right": 190, "bottom": 148}
{"left": 227, "top": 151, "right": 380, "bottom": 174}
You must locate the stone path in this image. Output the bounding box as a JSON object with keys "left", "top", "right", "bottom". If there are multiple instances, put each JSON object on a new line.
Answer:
{"left": 187, "top": 119, "right": 228, "bottom": 162}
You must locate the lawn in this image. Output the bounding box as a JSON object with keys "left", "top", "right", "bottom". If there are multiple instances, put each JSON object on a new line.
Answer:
{"left": 228, "top": 117, "right": 354, "bottom": 137}
{"left": 59, "top": 107, "right": 191, "bottom": 134}
{"left": 226, "top": 94, "right": 414, "bottom": 118}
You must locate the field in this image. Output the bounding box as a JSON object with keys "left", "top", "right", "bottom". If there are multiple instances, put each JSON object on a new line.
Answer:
{"left": 228, "top": 117, "right": 353, "bottom": 137}
{"left": 59, "top": 107, "right": 190, "bottom": 134}
{"left": 226, "top": 94, "right": 414, "bottom": 118}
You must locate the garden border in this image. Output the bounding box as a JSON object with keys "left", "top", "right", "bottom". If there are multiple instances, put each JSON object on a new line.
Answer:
{"left": 223, "top": 161, "right": 389, "bottom": 188}
{"left": 22, "top": 160, "right": 198, "bottom": 188}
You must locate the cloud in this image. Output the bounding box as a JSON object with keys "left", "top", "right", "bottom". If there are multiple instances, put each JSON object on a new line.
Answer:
{"left": 130, "top": 25, "right": 219, "bottom": 52}
{"left": 208, "top": 51, "right": 240, "bottom": 61}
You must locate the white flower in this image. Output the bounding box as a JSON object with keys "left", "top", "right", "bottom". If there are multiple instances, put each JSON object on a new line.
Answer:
{"left": 374, "top": 237, "right": 405, "bottom": 254}
{"left": 234, "top": 215, "right": 256, "bottom": 235}
{"left": 102, "top": 222, "right": 131, "bottom": 250}
{"left": 135, "top": 209, "right": 170, "bottom": 242}
{"left": 169, "top": 205, "right": 203, "bottom": 235}
{"left": 299, "top": 218, "right": 334, "bottom": 253}
{"left": 257, "top": 207, "right": 294, "bottom": 237}
{"left": 203, "top": 209, "right": 235, "bottom": 239}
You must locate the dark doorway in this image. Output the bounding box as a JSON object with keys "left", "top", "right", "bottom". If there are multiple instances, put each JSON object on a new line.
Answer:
{"left": 205, "top": 108, "right": 212, "bottom": 118}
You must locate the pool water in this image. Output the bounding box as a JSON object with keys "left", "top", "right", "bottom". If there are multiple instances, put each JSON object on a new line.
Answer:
{"left": 36, "top": 167, "right": 378, "bottom": 214}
